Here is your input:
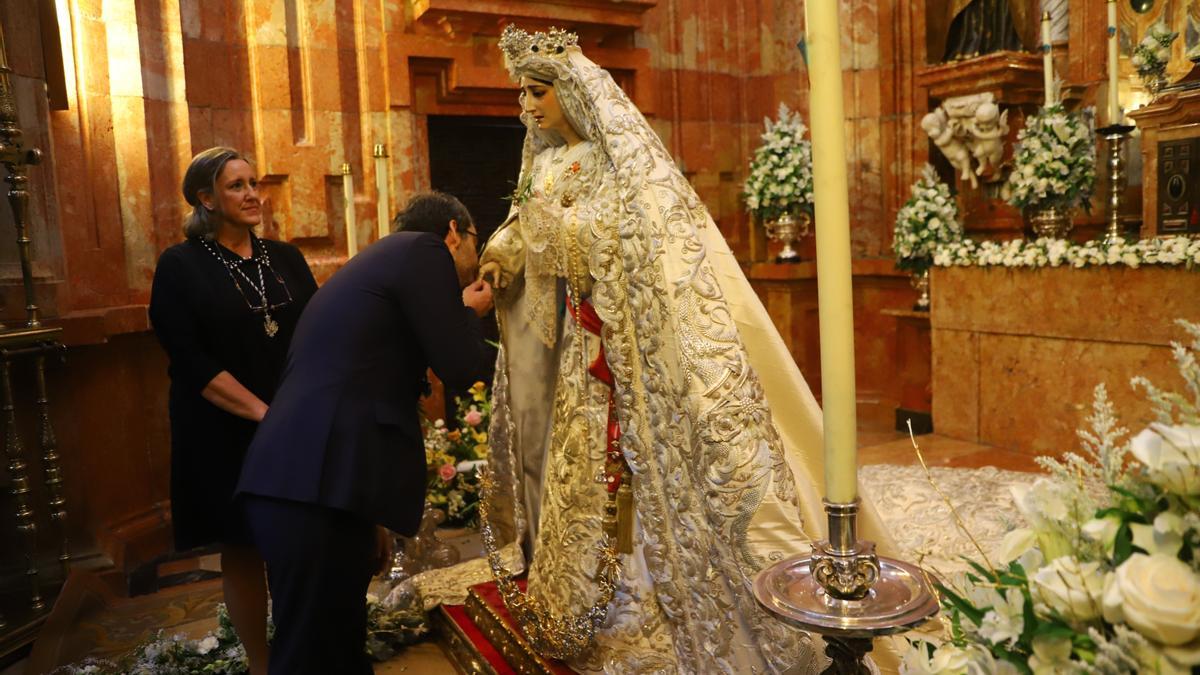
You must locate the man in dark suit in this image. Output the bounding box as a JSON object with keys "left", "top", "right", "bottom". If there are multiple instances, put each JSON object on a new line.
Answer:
{"left": 237, "top": 192, "right": 493, "bottom": 674}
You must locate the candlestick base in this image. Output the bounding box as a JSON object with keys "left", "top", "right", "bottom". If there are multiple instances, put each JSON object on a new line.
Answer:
{"left": 1097, "top": 124, "right": 1134, "bottom": 247}
{"left": 754, "top": 499, "right": 939, "bottom": 673}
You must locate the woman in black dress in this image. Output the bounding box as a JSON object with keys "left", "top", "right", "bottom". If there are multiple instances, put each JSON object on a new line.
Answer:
{"left": 149, "top": 147, "right": 317, "bottom": 675}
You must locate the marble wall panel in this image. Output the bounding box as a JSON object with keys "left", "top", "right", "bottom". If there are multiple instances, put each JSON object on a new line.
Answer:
{"left": 932, "top": 267, "right": 1200, "bottom": 347}
{"left": 976, "top": 334, "right": 1180, "bottom": 456}
{"left": 932, "top": 328, "right": 979, "bottom": 441}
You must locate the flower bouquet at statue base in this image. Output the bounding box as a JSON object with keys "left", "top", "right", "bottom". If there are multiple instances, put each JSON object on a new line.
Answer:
{"left": 1002, "top": 104, "right": 1097, "bottom": 240}
{"left": 902, "top": 319, "right": 1200, "bottom": 675}
{"left": 893, "top": 165, "right": 963, "bottom": 310}
{"left": 424, "top": 381, "right": 492, "bottom": 530}
{"left": 743, "top": 103, "right": 814, "bottom": 262}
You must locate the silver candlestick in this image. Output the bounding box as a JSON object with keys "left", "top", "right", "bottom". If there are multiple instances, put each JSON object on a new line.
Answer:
{"left": 754, "top": 499, "right": 940, "bottom": 673}
{"left": 1098, "top": 123, "right": 1135, "bottom": 246}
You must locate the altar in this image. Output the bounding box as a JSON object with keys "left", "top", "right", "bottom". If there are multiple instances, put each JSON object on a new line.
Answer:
{"left": 931, "top": 265, "right": 1200, "bottom": 457}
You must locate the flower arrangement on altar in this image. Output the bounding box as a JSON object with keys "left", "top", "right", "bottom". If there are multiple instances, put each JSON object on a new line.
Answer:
{"left": 423, "top": 381, "right": 491, "bottom": 529}
{"left": 743, "top": 103, "right": 814, "bottom": 223}
{"left": 901, "top": 320, "right": 1200, "bottom": 675}
{"left": 54, "top": 599, "right": 428, "bottom": 673}
{"left": 893, "top": 165, "right": 963, "bottom": 275}
{"left": 933, "top": 235, "right": 1200, "bottom": 269}
{"left": 1132, "top": 21, "right": 1179, "bottom": 93}
{"left": 1002, "top": 104, "right": 1096, "bottom": 214}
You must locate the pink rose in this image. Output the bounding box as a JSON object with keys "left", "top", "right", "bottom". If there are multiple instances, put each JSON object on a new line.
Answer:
{"left": 438, "top": 464, "right": 457, "bottom": 482}
{"left": 464, "top": 409, "right": 483, "bottom": 427}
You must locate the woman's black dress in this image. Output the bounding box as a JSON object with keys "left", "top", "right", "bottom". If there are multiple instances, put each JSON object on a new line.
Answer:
{"left": 149, "top": 236, "right": 317, "bottom": 551}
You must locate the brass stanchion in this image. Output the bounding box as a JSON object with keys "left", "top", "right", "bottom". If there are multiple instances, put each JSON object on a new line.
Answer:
{"left": 35, "top": 348, "right": 70, "bottom": 576}
{"left": 0, "top": 18, "right": 44, "bottom": 329}
{"left": 1098, "top": 123, "right": 1135, "bottom": 246}
{"left": 2, "top": 356, "right": 43, "bottom": 611}
{"left": 0, "top": 8, "right": 71, "bottom": 645}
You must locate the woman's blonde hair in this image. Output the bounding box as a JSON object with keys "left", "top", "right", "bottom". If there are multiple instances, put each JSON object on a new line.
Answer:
{"left": 181, "top": 147, "right": 251, "bottom": 239}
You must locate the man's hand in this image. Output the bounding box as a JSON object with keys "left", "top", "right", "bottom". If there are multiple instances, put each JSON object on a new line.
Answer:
{"left": 478, "top": 261, "right": 503, "bottom": 289}
{"left": 462, "top": 278, "right": 494, "bottom": 317}
{"left": 372, "top": 525, "right": 395, "bottom": 577}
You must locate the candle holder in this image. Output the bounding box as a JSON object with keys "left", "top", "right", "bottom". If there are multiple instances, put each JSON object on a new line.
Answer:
{"left": 1097, "top": 124, "right": 1135, "bottom": 246}
{"left": 754, "top": 499, "right": 939, "bottom": 674}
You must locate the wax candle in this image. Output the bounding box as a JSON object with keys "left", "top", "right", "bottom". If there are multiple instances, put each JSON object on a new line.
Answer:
{"left": 374, "top": 144, "right": 389, "bottom": 241}
{"left": 1108, "top": 0, "right": 1121, "bottom": 124}
{"left": 1042, "top": 11, "right": 1054, "bottom": 106}
{"left": 342, "top": 163, "right": 357, "bottom": 258}
{"left": 803, "top": 0, "right": 858, "bottom": 504}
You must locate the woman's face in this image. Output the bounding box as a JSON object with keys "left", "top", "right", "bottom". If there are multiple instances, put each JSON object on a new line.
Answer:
{"left": 520, "top": 76, "right": 567, "bottom": 135}
{"left": 201, "top": 158, "right": 261, "bottom": 229}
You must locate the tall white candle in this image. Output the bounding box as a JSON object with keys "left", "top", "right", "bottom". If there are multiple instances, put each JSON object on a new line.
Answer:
{"left": 1042, "top": 11, "right": 1054, "bottom": 106}
{"left": 1108, "top": 0, "right": 1121, "bottom": 124}
{"left": 804, "top": 0, "right": 858, "bottom": 505}
{"left": 374, "top": 144, "right": 389, "bottom": 241}
{"left": 342, "top": 163, "right": 357, "bottom": 258}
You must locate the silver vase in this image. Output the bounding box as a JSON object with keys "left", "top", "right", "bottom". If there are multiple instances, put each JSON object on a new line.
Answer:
{"left": 1028, "top": 205, "right": 1073, "bottom": 239}
{"left": 764, "top": 211, "right": 811, "bottom": 263}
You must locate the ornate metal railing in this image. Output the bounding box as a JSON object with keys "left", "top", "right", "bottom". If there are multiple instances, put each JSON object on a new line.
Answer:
{"left": 0, "top": 15, "right": 71, "bottom": 659}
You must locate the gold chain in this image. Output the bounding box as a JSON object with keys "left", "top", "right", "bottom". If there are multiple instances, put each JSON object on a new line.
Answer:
{"left": 478, "top": 470, "right": 620, "bottom": 660}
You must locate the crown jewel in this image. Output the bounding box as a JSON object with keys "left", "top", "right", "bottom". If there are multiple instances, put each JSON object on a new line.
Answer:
{"left": 500, "top": 25, "right": 579, "bottom": 66}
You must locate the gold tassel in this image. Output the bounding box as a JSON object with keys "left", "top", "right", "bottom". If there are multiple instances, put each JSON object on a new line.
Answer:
{"left": 615, "top": 480, "right": 634, "bottom": 554}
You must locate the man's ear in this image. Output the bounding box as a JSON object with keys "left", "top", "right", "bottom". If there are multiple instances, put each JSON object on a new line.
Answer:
{"left": 445, "top": 218, "right": 461, "bottom": 250}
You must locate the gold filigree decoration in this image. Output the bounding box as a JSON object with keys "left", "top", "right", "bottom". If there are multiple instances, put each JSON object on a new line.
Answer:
{"left": 477, "top": 470, "right": 621, "bottom": 660}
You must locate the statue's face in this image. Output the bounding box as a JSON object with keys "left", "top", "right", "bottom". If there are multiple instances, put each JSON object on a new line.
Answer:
{"left": 519, "top": 75, "right": 568, "bottom": 135}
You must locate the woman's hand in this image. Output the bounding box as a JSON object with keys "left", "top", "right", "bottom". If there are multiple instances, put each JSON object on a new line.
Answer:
{"left": 479, "top": 261, "right": 503, "bottom": 289}
{"left": 202, "top": 371, "right": 269, "bottom": 422}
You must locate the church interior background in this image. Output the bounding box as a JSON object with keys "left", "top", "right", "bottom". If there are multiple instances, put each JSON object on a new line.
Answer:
{"left": 0, "top": 0, "right": 1198, "bottom": 672}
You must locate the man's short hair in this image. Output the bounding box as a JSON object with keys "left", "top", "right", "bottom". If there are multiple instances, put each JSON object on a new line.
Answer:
{"left": 392, "top": 192, "right": 473, "bottom": 237}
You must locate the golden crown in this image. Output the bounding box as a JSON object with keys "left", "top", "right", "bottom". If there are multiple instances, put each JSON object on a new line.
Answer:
{"left": 499, "top": 25, "right": 579, "bottom": 67}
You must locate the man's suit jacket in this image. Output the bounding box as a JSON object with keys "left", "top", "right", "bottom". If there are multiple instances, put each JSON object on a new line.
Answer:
{"left": 237, "top": 232, "right": 490, "bottom": 536}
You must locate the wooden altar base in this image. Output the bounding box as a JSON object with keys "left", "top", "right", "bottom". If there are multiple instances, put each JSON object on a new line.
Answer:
{"left": 434, "top": 579, "right": 575, "bottom": 675}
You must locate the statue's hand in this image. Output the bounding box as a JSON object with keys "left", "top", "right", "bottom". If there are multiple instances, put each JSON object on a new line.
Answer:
{"left": 479, "top": 261, "right": 504, "bottom": 289}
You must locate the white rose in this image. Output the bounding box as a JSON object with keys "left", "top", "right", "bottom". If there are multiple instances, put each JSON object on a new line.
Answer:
{"left": 1030, "top": 556, "right": 1105, "bottom": 623}
{"left": 1130, "top": 424, "right": 1200, "bottom": 495}
{"left": 1157, "top": 48, "right": 1170, "bottom": 62}
{"left": 1103, "top": 553, "right": 1200, "bottom": 646}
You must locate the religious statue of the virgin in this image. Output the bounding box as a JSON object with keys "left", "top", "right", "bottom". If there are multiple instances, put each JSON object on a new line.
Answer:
{"left": 476, "top": 25, "right": 898, "bottom": 673}
{"left": 930, "top": 0, "right": 1038, "bottom": 62}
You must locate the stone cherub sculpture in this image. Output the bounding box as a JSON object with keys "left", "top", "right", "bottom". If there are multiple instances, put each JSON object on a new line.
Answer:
{"left": 922, "top": 107, "right": 977, "bottom": 189}
{"left": 964, "top": 101, "right": 1009, "bottom": 178}
{"left": 922, "top": 93, "right": 1010, "bottom": 189}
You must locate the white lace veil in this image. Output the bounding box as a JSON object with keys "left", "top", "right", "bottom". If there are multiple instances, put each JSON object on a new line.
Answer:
{"left": 477, "top": 26, "right": 900, "bottom": 673}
